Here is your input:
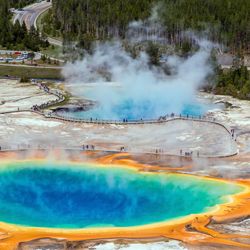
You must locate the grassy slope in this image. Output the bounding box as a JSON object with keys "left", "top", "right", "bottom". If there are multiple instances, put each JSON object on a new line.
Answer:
{"left": 0, "top": 65, "right": 62, "bottom": 79}
{"left": 41, "top": 45, "right": 64, "bottom": 60}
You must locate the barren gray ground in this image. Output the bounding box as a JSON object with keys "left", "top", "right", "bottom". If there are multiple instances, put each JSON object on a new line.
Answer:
{"left": 0, "top": 80, "right": 236, "bottom": 157}
{"left": 0, "top": 112, "right": 237, "bottom": 157}
{"left": 0, "top": 79, "right": 57, "bottom": 112}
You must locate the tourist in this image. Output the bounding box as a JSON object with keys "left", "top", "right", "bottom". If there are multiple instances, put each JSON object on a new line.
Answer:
{"left": 231, "top": 129, "right": 235, "bottom": 138}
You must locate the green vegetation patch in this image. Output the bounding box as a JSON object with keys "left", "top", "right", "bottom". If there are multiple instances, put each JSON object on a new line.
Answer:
{"left": 215, "top": 66, "right": 250, "bottom": 100}
{"left": 41, "top": 45, "right": 64, "bottom": 61}
{"left": 0, "top": 65, "right": 62, "bottom": 79}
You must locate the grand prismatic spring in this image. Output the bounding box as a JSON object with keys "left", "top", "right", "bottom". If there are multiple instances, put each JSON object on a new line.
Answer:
{"left": 0, "top": 160, "right": 243, "bottom": 229}
{"left": 0, "top": 152, "right": 249, "bottom": 249}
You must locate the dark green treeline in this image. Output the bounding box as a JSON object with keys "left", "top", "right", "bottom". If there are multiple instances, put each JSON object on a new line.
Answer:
{"left": 44, "top": 0, "right": 249, "bottom": 52}
{"left": 0, "top": 0, "right": 49, "bottom": 50}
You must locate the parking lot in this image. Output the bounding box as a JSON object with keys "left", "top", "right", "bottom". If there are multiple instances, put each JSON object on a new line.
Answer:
{"left": 0, "top": 50, "right": 40, "bottom": 63}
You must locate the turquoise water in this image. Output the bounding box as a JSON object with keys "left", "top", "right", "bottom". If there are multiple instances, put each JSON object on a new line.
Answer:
{"left": 0, "top": 161, "right": 242, "bottom": 229}
{"left": 55, "top": 100, "right": 220, "bottom": 121}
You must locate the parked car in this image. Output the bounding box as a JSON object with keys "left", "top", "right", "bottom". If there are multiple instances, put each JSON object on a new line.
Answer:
{"left": 6, "top": 58, "right": 13, "bottom": 62}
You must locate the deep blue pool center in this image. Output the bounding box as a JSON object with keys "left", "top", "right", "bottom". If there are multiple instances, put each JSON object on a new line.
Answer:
{"left": 0, "top": 161, "right": 242, "bottom": 229}
{"left": 54, "top": 99, "right": 221, "bottom": 121}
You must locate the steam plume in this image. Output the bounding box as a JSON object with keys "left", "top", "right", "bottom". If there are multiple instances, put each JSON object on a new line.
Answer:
{"left": 62, "top": 39, "right": 214, "bottom": 120}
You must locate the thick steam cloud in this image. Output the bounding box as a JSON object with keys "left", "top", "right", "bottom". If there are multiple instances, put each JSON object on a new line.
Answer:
{"left": 62, "top": 39, "right": 215, "bottom": 120}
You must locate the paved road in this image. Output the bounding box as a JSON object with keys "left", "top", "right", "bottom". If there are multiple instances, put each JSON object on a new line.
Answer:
{"left": 13, "top": 1, "right": 63, "bottom": 47}
{"left": 13, "top": 1, "right": 50, "bottom": 29}
{"left": 46, "top": 37, "right": 63, "bottom": 47}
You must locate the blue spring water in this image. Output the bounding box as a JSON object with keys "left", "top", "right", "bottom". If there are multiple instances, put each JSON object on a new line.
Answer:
{"left": 56, "top": 100, "right": 220, "bottom": 121}
{"left": 0, "top": 161, "right": 242, "bottom": 229}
